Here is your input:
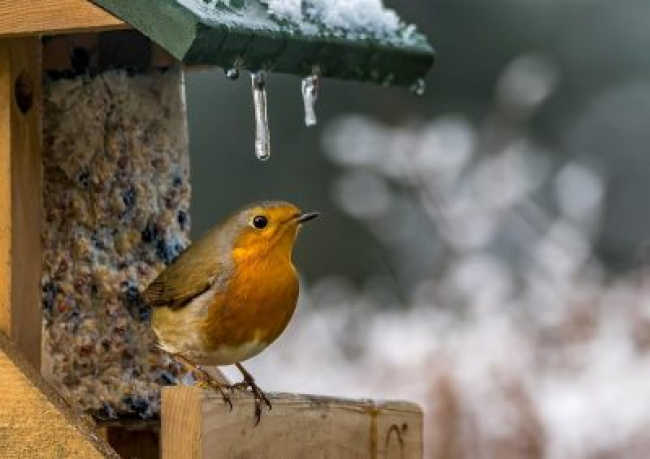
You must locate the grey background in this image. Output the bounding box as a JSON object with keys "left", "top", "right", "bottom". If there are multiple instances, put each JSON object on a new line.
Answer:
{"left": 186, "top": 0, "right": 650, "bottom": 286}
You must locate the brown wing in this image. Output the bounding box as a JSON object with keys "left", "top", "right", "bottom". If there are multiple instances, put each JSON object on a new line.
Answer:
{"left": 143, "top": 234, "right": 230, "bottom": 310}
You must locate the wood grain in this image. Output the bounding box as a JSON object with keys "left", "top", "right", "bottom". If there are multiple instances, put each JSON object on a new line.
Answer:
{"left": 0, "top": 0, "right": 126, "bottom": 38}
{"left": 0, "top": 331, "right": 118, "bottom": 458}
{"left": 0, "top": 37, "right": 42, "bottom": 369}
{"left": 162, "top": 386, "right": 203, "bottom": 459}
{"left": 162, "top": 387, "right": 423, "bottom": 459}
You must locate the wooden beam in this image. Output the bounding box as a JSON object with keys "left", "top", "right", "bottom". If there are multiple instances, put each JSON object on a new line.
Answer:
{"left": 0, "top": 332, "right": 118, "bottom": 457}
{"left": 0, "top": 37, "right": 42, "bottom": 369}
{"left": 162, "top": 387, "right": 423, "bottom": 458}
{"left": 0, "top": 0, "right": 126, "bottom": 38}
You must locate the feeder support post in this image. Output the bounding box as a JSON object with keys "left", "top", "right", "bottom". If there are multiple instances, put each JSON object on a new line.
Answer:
{"left": 0, "top": 37, "right": 43, "bottom": 369}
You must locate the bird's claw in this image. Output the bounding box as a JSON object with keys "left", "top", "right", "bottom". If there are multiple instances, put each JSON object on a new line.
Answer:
{"left": 194, "top": 371, "right": 232, "bottom": 409}
{"left": 230, "top": 379, "right": 272, "bottom": 426}
{"left": 175, "top": 355, "right": 233, "bottom": 411}
{"left": 206, "top": 378, "right": 233, "bottom": 411}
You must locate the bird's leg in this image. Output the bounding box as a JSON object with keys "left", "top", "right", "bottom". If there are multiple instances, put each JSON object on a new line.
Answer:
{"left": 231, "top": 362, "right": 272, "bottom": 425}
{"left": 171, "top": 353, "right": 233, "bottom": 411}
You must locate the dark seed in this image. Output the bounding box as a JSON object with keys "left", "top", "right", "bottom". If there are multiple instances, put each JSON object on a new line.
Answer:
{"left": 122, "top": 186, "right": 137, "bottom": 210}
{"left": 124, "top": 283, "right": 140, "bottom": 304}
{"left": 159, "top": 371, "right": 176, "bottom": 385}
{"left": 156, "top": 239, "right": 180, "bottom": 265}
{"left": 141, "top": 223, "right": 156, "bottom": 243}
{"left": 68, "top": 310, "right": 82, "bottom": 333}
{"left": 42, "top": 281, "right": 57, "bottom": 315}
{"left": 138, "top": 305, "right": 151, "bottom": 323}
{"left": 177, "top": 210, "right": 188, "bottom": 229}
{"left": 91, "top": 234, "right": 106, "bottom": 250}
{"left": 123, "top": 395, "right": 150, "bottom": 417}
{"left": 77, "top": 170, "right": 90, "bottom": 188}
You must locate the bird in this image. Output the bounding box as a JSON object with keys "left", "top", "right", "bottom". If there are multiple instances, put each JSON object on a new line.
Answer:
{"left": 143, "top": 200, "right": 319, "bottom": 423}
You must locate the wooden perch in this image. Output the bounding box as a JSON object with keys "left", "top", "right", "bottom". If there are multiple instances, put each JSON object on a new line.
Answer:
{"left": 162, "top": 387, "right": 423, "bottom": 459}
{"left": 0, "top": 332, "right": 117, "bottom": 458}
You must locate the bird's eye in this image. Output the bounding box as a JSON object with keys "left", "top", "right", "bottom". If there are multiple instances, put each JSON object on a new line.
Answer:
{"left": 252, "top": 215, "right": 268, "bottom": 229}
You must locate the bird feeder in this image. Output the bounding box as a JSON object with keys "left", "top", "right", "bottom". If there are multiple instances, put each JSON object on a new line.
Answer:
{"left": 0, "top": 1, "right": 433, "bottom": 457}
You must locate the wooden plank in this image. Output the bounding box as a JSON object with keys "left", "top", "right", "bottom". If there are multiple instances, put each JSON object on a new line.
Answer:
{"left": 161, "top": 386, "right": 203, "bottom": 459}
{"left": 0, "top": 37, "right": 42, "bottom": 369}
{"left": 162, "top": 387, "right": 423, "bottom": 459}
{"left": 0, "top": 331, "right": 118, "bottom": 458}
{"left": 0, "top": 0, "right": 126, "bottom": 38}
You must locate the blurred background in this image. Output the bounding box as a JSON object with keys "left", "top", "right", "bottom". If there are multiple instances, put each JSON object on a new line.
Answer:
{"left": 186, "top": 1, "right": 650, "bottom": 457}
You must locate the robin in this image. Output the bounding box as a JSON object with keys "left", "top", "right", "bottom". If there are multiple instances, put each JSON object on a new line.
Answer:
{"left": 144, "top": 200, "right": 318, "bottom": 423}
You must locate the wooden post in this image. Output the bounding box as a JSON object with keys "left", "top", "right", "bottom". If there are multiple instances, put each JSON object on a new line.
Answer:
{"left": 162, "top": 387, "right": 423, "bottom": 459}
{"left": 0, "top": 37, "right": 42, "bottom": 369}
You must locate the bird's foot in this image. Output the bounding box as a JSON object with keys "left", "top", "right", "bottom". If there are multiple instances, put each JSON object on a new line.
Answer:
{"left": 230, "top": 362, "right": 272, "bottom": 425}
{"left": 193, "top": 365, "right": 233, "bottom": 411}
{"left": 171, "top": 353, "right": 232, "bottom": 411}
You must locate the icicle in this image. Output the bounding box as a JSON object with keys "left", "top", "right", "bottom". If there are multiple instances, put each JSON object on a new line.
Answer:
{"left": 301, "top": 75, "right": 319, "bottom": 127}
{"left": 410, "top": 78, "right": 426, "bottom": 96}
{"left": 225, "top": 68, "right": 240, "bottom": 80}
{"left": 251, "top": 72, "right": 271, "bottom": 161}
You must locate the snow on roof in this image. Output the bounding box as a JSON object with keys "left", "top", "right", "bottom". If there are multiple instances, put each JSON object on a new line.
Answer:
{"left": 266, "top": 0, "right": 401, "bottom": 37}
{"left": 176, "top": 0, "right": 424, "bottom": 45}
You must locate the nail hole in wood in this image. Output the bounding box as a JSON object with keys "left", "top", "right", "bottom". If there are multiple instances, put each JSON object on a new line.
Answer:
{"left": 14, "top": 71, "right": 34, "bottom": 114}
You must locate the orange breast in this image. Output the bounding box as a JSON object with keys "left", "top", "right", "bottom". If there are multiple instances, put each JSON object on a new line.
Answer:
{"left": 200, "top": 253, "right": 299, "bottom": 354}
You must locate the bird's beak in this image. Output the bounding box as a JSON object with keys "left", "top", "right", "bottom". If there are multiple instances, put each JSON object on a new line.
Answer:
{"left": 296, "top": 211, "right": 319, "bottom": 223}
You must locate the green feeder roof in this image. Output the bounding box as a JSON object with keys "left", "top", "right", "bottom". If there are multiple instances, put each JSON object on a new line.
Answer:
{"left": 90, "top": 0, "right": 434, "bottom": 87}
